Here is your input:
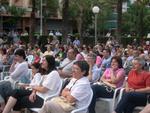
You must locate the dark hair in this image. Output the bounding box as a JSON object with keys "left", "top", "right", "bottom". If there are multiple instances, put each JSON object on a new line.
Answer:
{"left": 103, "top": 48, "right": 111, "bottom": 55}
{"left": 44, "top": 55, "right": 56, "bottom": 74}
{"left": 14, "top": 48, "right": 26, "bottom": 59}
{"left": 31, "top": 62, "right": 41, "bottom": 70}
{"left": 111, "top": 56, "right": 123, "bottom": 68}
{"left": 73, "top": 60, "right": 89, "bottom": 76}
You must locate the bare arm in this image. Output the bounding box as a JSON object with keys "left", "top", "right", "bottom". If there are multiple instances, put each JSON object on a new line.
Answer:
{"left": 32, "top": 85, "right": 49, "bottom": 93}
{"left": 134, "top": 87, "right": 150, "bottom": 93}
{"left": 61, "top": 88, "right": 76, "bottom": 103}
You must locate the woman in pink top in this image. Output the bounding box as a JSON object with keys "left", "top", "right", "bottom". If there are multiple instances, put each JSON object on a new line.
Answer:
{"left": 89, "top": 56, "right": 125, "bottom": 113}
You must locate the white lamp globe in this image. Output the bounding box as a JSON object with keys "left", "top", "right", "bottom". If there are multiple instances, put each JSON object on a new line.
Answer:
{"left": 92, "top": 6, "right": 100, "bottom": 14}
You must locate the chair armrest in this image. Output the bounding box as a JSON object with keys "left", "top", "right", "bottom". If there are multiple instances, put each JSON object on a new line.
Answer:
{"left": 44, "top": 94, "right": 59, "bottom": 102}
{"left": 118, "top": 88, "right": 125, "bottom": 103}
{"left": 111, "top": 87, "right": 122, "bottom": 109}
{"left": 71, "top": 107, "right": 87, "bottom": 113}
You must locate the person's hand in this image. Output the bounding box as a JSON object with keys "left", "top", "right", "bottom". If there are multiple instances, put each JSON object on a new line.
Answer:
{"left": 29, "top": 92, "right": 36, "bottom": 103}
{"left": 125, "top": 88, "right": 134, "bottom": 92}
{"left": 61, "top": 88, "right": 70, "bottom": 98}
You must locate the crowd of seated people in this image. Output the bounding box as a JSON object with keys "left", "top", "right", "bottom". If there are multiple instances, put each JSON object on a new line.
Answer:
{"left": 0, "top": 37, "right": 149, "bottom": 113}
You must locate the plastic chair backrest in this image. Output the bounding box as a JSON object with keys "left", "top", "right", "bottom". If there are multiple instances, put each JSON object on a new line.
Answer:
{"left": 71, "top": 89, "right": 93, "bottom": 113}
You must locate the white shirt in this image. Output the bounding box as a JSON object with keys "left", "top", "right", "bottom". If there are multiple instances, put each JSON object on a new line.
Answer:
{"left": 10, "top": 61, "right": 29, "bottom": 81}
{"left": 60, "top": 58, "right": 76, "bottom": 74}
{"left": 29, "top": 73, "right": 42, "bottom": 86}
{"left": 36, "top": 70, "right": 61, "bottom": 99}
{"left": 66, "top": 77, "right": 92, "bottom": 113}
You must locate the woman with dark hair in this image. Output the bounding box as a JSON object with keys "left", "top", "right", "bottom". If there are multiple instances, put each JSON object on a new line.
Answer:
{"left": 2, "top": 55, "right": 62, "bottom": 113}
{"left": 89, "top": 56, "right": 125, "bottom": 113}
{"left": 113, "top": 57, "right": 150, "bottom": 113}
{"left": 39, "top": 60, "right": 93, "bottom": 113}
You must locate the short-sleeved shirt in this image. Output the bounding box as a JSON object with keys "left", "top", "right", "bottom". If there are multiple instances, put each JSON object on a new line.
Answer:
{"left": 36, "top": 70, "right": 61, "bottom": 99}
{"left": 66, "top": 77, "right": 92, "bottom": 112}
{"left": 103, "top": 68, "right": 125, "bottom": 88}
{"left": 29, "top": 73, "right": 42, "bottom": 86}
{"left": 127, "top": 69, "right": 150, "bottom": 89}
{"left": 59, "top": 58, "right": 76, "bottom": 74}
{"left": 91, "top": 64, "right": 101, "bottom": 83}
{"left": 10, "top": 61, "right": 29, "bottom": 82}
{"left": 101, "top": 56, "right": 112, "bottom": 69}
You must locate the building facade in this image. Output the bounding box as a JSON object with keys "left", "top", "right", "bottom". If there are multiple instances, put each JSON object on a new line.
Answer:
{"left": 1, "top": 0, "right": 72, "bottom": 35}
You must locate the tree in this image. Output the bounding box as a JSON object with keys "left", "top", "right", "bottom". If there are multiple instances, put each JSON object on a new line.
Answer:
{"left": 69, "top": 0, "right": 92, "bottom": 42}
{"left": 68, "top": 0, "right": 114, "bottom": 43}
{"left": 121, "top": 0, "right": 149, "bottom": 37}
{"left": 116, "top": 0, "right": 123, "bottom": 42}
{"left": 61, "top": 0, "right": 69, "bottom": 43}
{"left": 7, "top": 5, "right": 26, "bottom": 26}
{"left": 29, "top": 0, "right": 36, "bottom": 45}
{"left": 42, "top": 0, "right": 59, "bottom": 35}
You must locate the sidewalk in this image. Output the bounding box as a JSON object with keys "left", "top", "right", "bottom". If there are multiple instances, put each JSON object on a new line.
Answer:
{"left": 95, "top": 101, "right": 141, "bottom": 113}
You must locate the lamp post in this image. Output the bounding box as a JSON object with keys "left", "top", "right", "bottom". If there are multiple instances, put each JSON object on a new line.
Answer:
{"left": 92, "top": 6, "right": 100, "bottom": 45}
{"left": 40, "top": 0, "right": 43, "bottom": 35}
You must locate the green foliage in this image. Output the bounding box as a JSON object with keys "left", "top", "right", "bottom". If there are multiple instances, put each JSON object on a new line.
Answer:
{"left": 68, "top": 0, "right": 115, "bottom": 36}
{"left": 8, "top": 5, "right": 26, "bottom": 17}
{"left": 122, "top": 1, "right": 150, "bottom": 36}
{"left": 20, "top": 36, "right": 29, "bottom": 44}
{"left": 35, "top": 0, "right": 59, "bottom": 17}
{"left": 45, "top": 0, "right": 58, "bottom": 16}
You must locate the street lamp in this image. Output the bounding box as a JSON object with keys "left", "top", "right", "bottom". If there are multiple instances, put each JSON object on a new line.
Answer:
{"left": 40, "top": 0, "right": 43, "bottom": 36}
{"left": 92, "top": 6, "right": 100, "bottom": 45}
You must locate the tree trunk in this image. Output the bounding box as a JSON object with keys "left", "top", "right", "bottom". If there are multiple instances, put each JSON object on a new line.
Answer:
{"left": 76, "top": 8, "right": 83, "bottom": 44}
{"left": 116, "top": 0, "right": 123, "bottom": 43}
{"left": 29, "top": 0, "right": 36, "bottom": 46}
{"left": 139, "top": 6, "right": 144, "bottom": 37}
{"left": 62, "top": 0, "right": 69, "bottom": 44}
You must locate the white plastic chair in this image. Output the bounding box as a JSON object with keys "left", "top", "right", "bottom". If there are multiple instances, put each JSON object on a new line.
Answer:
{"left": 0, "top": 72, "right": 10, "bottom": 80}
{"left": 29, "top": 79, "right": 63, "bottom": 112}
{"left": 71, "top": 88, "right": 93, "bottom": 113}
{"left": 96, "top": 87, "right": 122, "bottom": 113}
{"left": 117, "top": 88, "right": 148, "bottom": 112}
{"left": 1, "top": 65, "right": 11, "bottom": 72}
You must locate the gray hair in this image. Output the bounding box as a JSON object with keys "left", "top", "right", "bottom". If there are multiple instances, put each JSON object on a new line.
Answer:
{"left": 133, "top": 57, "right": 146, "bottom": 68}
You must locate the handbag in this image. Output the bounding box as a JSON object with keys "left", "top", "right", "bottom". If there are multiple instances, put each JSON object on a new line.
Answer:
{"left": 96, "top": 81, "right": 115, "bottom": 92}
{"left": 51, "top": 96, "right": 75, "bottom": 112}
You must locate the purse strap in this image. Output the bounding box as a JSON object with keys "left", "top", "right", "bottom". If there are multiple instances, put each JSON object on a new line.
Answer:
{"left": 69, "top": 79, "right": 78, "bottom": 91}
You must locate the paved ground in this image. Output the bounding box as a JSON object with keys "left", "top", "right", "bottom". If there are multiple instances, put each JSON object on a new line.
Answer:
{"left": 95, "top": 100, "right": 142, "bottom": 113}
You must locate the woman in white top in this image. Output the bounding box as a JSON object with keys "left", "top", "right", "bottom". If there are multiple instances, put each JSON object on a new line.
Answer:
{"left": 39, "top": 60, "right": 93, "bottom": 113}
{"left": 2, "top": 55, "right": 62, "bottom": 113}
